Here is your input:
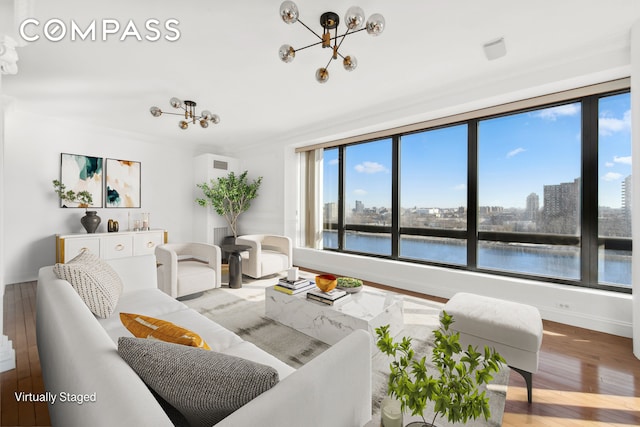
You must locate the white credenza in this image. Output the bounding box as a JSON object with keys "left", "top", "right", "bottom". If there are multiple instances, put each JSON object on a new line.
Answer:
{"left": 56, "top": 229, "right": 168, "bottom": 263}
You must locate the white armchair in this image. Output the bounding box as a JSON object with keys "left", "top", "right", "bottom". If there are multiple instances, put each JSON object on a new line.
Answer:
{"left": 155, "top": 242, "right": 221, "bottom": 299}
{"left": 235, "top": 234, "right": 292, "bottom": 279}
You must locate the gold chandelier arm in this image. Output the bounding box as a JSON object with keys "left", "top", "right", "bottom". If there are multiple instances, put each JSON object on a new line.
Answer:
{"left": 296, "top": 18, "right": 323, "bottom": 41}
{"left": 294, "top": 26, "right": 365, "bottom": 54}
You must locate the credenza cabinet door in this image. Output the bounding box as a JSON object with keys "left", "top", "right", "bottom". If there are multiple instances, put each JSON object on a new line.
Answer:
{"left": 133, "top": 232, "right": 164, "bottom": 255}
{"left": 56, "top": 230, "right": 167, "bottom": 263}
{"left": 62, "top": 238, "right": 101, "bottom": 262}
{"left": 102, "top": 235, "right": 134, "bottom": 259}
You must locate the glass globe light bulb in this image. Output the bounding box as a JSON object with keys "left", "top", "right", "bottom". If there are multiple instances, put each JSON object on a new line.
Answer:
{"left": 278, "top": 44, "right": 296, "bottom": 63}
{"left": 279, "top": 1, "right": 299, "bottom": 24}
{"left": 343, "top": 55, "right": 357, "bottom": 71}
{"left": 170, "top": 97, "right": 183, "bottom": 109}
{"left": 201, "top": 110, "right": 213, "bottom": 120}
{"left": 315, "top": 67, "right": 329, "bottom": 84}
{"left": 366, "top": 13, "right": 385, "bottom": 36}
{"left": 149, "top": 106, "right": 162, "bottom": 117}
{"left": 210, "top": 114, "right": 220, "bottom": 124}
{"left": 200, "top": 119, "right": 209, "bottom": 128}
{"left": 179, "top": 120, "right": 188, "bottom": 129}
{"left": 344, "top": 6, "right": 365, "bottom": 30}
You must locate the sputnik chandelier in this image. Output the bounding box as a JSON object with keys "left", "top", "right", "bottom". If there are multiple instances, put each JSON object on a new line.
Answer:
{"left": 278, "top": 1, "right": 385, "bottom": 83}
{"left": 149, "top": 98, "right": 220, "bottom": 130}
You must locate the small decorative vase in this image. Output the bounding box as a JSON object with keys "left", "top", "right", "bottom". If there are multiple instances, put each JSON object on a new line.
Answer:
{"left": 380, "top": 396, "right": 403, "bottom": 427}
{"left": 81, "top": 211, "right": 101, "bottom": 233}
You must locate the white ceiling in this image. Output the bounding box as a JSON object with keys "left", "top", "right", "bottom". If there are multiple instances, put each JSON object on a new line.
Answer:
{"left": 3, "top": 0, "right": 640, "bottom": 152}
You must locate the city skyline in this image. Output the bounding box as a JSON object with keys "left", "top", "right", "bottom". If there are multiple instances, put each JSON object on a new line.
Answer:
{"left": 324, "top": 92, "right": 631, "bottom": 210}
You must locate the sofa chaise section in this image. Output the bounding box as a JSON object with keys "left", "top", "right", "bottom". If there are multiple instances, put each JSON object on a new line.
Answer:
{"left": 36, "top": 254, "right": 372, "bottom": 427}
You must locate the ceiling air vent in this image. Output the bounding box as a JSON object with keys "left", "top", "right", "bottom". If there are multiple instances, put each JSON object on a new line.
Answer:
{"left": 213, "top": 160, "right": 228, "bottom": 170}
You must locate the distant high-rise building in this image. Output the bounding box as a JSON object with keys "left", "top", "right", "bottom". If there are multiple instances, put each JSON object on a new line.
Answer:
{"left": 622, "top": 175, "right": 632, "bottom": 235}
{"left": 622, "top": 175, "right": 632, "bottom": 214}
{"left": 323, "top": 202, "right": 338, "bottom": 223}
{"left": 542, "top": 178, "right": 580, "bottom": 233}
{"left": 355, "top": 200, "right": 364, "bottom": 213}
{"left": 526, "top": 193, "right": 539, "bottom": 221}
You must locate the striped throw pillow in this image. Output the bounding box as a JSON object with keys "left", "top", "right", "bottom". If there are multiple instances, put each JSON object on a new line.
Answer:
{"left": 53, "top": 249, "right": 123, "bottom": 318}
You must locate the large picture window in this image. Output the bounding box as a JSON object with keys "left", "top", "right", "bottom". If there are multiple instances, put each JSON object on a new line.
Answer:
{"left": 318, "top": 83, "right": 631, "bottom": 292}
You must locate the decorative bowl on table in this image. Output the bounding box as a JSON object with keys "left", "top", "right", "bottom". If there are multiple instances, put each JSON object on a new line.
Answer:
{"left": 315, "top": 274, "right": 337, "bottom": 292}
{"left": 336, "top": 277, "right": 364, "bottom": 293}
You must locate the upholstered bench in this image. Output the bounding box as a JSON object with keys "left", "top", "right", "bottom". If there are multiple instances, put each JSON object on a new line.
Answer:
{"left": 444, "top": 292, "right": 543, "bottom": 403}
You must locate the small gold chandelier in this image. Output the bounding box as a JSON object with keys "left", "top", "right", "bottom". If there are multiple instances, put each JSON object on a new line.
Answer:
{"left": 149, "top": 98, "right": 220, "bottom": 129}
{"left": 278, "top": 1, "right": 385, "bottom": 83}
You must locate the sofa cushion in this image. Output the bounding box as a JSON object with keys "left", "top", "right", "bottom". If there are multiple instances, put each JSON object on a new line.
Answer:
{"left": 53, "top": 249, "right": 123, "bottom": 318}
{"left": 117, "top": 337, "right": 279, "bottom": 427}
{"left": 120, "top": 313, "right": 211, "bottom": 350}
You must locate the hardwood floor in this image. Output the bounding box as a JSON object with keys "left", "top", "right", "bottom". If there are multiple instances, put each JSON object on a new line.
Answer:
{"left": 2, "top": 280, "right": 639, "bottom": 426}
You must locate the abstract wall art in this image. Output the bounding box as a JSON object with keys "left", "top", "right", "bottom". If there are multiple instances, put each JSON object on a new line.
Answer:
{"left": 105, "top": 158, "right": 141, "bottom": 208}
{"left": 59, "top": 153, "right": 103, "bottom": 208}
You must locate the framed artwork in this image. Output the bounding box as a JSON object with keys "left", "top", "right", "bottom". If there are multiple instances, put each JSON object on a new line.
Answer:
{"left": 105, "top": 158, "right": 141, "bottom": 208}
{"left": 59, "top": 153, "right": 103, "bottom": 208}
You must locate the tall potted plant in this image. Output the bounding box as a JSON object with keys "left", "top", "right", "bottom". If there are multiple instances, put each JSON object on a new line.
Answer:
{"left": 375, "top": 311, "right": 505, "bottom": 427}
{"left": 195, "top": 171, "right": 262, "bottom": 239}
{"left": 52, "top": 179, "right": 101, "bottom": 233}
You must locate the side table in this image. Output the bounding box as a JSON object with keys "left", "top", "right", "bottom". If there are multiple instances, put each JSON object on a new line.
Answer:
{"left": 221, "top": 244, "right": 251, "bottom": 289}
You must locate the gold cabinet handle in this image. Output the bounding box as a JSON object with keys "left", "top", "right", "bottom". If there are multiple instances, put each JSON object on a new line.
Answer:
{"left": 115, "top": 244, "right": 125, "bottom": 251}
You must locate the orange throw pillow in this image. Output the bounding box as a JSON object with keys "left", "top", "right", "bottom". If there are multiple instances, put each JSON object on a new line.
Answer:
{"left": 120, "top": 313, "right": 211, "bottom": 350}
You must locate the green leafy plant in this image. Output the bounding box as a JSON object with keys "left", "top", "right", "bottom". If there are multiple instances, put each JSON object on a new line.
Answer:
{"left": 375, "top": 311, "right": 505, "bottom": 427}
{"left": 52, "top": 179, "right": 93, "bottom": 210}
{"left": 337, "top": 277, "right": 363, "bottom": 288}
{"left": 195, "top": 171, "right": 263, "bottom": 238}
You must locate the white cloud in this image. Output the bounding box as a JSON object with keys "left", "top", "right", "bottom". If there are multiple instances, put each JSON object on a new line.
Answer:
{"left": 534, "top": 104, "right": 580, "bottom": 121}
{"left": 602, "top": 172, "right": 622, "bottom": 182}
{"left": 613, "top": 155, "right": 632, "bottom": 165}
{"left": 605, "top": 162, "right": 614, "bottom": 167}
{"left": 328, "top": 158, "right": 339, "bottom": 166}
{"left": 599, "top": 110, "right": 631, "bottom": 136}
{"left": 354, "top": 161, "right": 387, "bottom": 174}
{"left": 506, "top": 147, "right": 526, "bottom": 158}
{"left": 453, "top": 184, "right": 466, "bottom": 191}
{"left": 353, "top": 189, "right": 367, "bottom": 195}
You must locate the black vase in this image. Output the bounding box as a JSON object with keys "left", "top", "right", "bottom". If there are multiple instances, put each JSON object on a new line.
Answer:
{"left": 81, "top": 211, "right": 101, "bottom": 233}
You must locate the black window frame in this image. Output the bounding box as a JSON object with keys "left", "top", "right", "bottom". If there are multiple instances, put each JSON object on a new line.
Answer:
{"left": 321, "top": 87, "right": 631, "bottom": 294}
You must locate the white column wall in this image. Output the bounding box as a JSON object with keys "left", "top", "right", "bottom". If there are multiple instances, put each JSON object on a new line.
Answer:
{"left": 630, "top": 19, "right": 640, "bottom": 359}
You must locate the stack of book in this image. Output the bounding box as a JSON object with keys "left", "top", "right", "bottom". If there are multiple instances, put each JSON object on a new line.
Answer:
{"left": 273, "top": 278, "right": 315, "bottom": 295}
{"left": 306, "top": 287, "right": 349, "bottom": 306}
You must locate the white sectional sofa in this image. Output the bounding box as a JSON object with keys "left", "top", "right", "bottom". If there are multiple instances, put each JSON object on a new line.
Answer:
{"left": 36, "top": 254, "right": 372, "bottom": 427}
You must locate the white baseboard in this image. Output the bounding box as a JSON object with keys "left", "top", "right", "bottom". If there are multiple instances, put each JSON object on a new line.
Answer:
{"left": 0, "top": 335, "right": 16, "bottom": 372}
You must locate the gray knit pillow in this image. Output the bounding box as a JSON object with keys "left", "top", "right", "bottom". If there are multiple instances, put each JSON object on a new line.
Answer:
{"left": 118, "top": 337, "right": 279, "bottom": 427}
{"left": 53, "top": 249, "right": 123, "bottom": 318}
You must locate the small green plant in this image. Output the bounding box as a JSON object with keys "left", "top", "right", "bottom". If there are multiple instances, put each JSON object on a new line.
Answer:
{"left": 52, "top": 180, "right": 93, "bottom": 209}
{"left": 375, "top": 311, "right": 505, "bottom": 426}
{"left": 196, "top": 171, "right": 262, "bottom": 238}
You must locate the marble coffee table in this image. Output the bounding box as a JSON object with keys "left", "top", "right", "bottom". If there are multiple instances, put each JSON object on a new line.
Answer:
{"left": 265, "top": 285, "right": 404, "bottom": 349}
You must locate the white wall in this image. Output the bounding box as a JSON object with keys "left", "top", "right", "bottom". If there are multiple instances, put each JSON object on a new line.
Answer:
{"left": 2, "top": 104, "right": 197, "bottom": 284}
{"left": 235, "top": 144, "right": 297, "bottom": 238}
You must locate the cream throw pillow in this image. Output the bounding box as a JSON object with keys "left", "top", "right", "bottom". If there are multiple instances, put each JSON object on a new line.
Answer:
{"left": 53, "top": 249, "right": 123, "bottom": 318}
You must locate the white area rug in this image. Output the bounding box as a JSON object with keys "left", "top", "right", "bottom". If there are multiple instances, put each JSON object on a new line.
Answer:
{"left": 182, "top": 272, "right": 508, "bottom": 427}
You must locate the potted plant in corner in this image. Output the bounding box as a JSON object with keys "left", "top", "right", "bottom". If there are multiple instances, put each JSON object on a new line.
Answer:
{"left": 195, "top": 170, "right": 263, "bottom": 240}
{"left": 53, "top": 179, "right": 101, "bottom": 233}
{"left": 375, "top": 311, "right": 505, "bottom": 427}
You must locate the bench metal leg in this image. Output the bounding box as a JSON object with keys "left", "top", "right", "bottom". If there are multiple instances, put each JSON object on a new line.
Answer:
{"left": 510, "top": 366, "right": 533, "bottom": 404}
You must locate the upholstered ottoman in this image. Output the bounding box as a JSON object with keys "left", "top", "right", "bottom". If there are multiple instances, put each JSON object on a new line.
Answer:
{"left": 444, "top": 292, "right": 543, "bottom": 403}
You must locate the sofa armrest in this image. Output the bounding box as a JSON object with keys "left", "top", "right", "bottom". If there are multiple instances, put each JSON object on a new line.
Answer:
{"left": 216, "top": 329, "right": 372, "bottom": 427}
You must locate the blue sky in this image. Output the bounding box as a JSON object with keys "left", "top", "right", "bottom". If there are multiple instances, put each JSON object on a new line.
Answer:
{"left": 324, "top": 92, "right": 631, "bottom": 210}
